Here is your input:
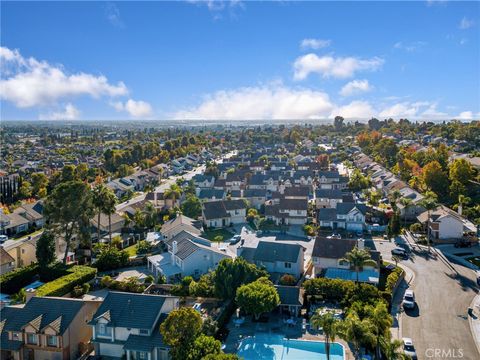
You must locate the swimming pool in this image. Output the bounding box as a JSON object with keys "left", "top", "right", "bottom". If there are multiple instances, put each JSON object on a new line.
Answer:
{"left": 237, "top": 333, "right": 344, "bottom": 360}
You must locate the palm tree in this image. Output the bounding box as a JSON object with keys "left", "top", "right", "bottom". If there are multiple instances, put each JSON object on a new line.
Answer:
{"left": 164, "top": 184, "right": 182, "bottom": 208}
{"left": 337, "top": 312, "right": 375, "bottom": 360}
{"left": 341, "top": 247, "right": 378, "bottom": 284}
{"left": 389, "top": 190, "right": 402, "bottom": 212}
{"left": 310, "top": 311, "right": 338, "bottom": 360}
{"left": 380, "top": 338, "right": 410, "bottom": 360}
{"left": 143, "top": 202, "right": 158, "bottom": 229}
{"left": 457, "top": 194, "right": 471, "bottom": 216}
{"left": 92, "top": 184, "right": 107, "bottom": 246}
{"left": 400, "top": 197, "right": 413, "bottom": 229}
{"left": 367, "top": 302, "right": 393, "bottom": 360}
{"left": 101, "top": 188, "right": 117, "bottom": 244}
{"left": 419, "top": 191, "right": 438, "bottom": 252}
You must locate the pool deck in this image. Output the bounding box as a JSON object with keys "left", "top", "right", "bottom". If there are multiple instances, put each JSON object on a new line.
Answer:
{"left": 224, "top": 313, "right": 355, "bottom": 359}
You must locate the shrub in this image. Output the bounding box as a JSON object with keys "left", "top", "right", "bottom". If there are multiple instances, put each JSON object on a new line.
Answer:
{"left": 385, "top": 267, "right": 404, "bottom": 293}
{"left": 0, "top": 263, "right": 39, "bottom": 294}
{"left": 101, "top": 275, "right": 113, "bottom": 288}
{"left": 36, "top": 266, "right": 97, "bottom": 297}
{"left": 94, "top": 245, "right": 129, "bottom": 271}
{"left": 279, "top": 274, "right": 296, "bottom": 286}
{"left": 136, "top": 240, "right": 152, "bottom": 255}
{"left": 144, "top": 275, "right": 155, "bottom": 284}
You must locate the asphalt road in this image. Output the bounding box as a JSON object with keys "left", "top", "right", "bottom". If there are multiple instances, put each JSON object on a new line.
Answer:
{"left": 376, "top": 237, "right": 479, "bottom": 360}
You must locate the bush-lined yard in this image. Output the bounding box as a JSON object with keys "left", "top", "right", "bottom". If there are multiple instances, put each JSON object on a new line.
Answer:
{"left": 202, "top": 228, "right": 234, "bottom": 242}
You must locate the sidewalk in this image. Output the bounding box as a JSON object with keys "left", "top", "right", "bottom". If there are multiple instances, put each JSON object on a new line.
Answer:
{"left": 389, "top": 262, "right": 415, "bottom": 340}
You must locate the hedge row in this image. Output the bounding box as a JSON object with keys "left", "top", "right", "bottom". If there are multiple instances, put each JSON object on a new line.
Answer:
{"left": 385, "top": 267, "right": 404, "bottom": 293}
{"left": 36, "top": 266, "right": 97, "bottom": 297}
{"left": 0, "top": 264, "right": 39, "bottom": 294}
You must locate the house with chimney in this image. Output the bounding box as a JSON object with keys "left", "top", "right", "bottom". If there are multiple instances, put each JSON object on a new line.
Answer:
{"left": 147, "top": 231, "right": 230, "bottom": 283}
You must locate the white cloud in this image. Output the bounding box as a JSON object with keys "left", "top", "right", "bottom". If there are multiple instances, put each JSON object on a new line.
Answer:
{"left": 339, "top": 79, "right": 372, "bottom": 97}
{"left": 112, "top": 99, "right": 153, "bottom": 118}
{"left": 173, "top": 84, "right": 335, "bottom": 120}
{"left": 331, "top": 101, "right": 375, "bottom": 119}
{"left": 0, "top": 46, "right": 128, "bottom": 108}
{"left": 39, "top": 103, "right": 80, "bottom": 120}
{"left": 300, "top": 39, "right": 331, "bottom": 50}
{"left": 293, "top": 53, "right": 384, "bottom": 80}
{"left": 459, "top": 17, "right": 475, "bottom": 29}
{"left": 393, "top": 41, "right": 427, "bottom": 52}
{"left": 379, "top": 102, "right": 422, "bottom": 118}
{"left": 187, "top": 0, "right": 244, "bottom": 19}
{"left": 105, "top": 2, "right": 124, "bottom": 28}
{"left": 457, "top": 111, "right": 473, "bottom": 120}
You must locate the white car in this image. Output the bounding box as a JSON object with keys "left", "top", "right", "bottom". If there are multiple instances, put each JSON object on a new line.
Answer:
{"left": 402, "top": 338, "right": 418, "bottom": 359}
{"left": 229, "top": 235, "right": 242, "bottom": 244}
{"left": 402, "top": 290, "right": 415, "bottom": 309}
{"left": 0, "top": 235, "right": 8, "bottom": 244}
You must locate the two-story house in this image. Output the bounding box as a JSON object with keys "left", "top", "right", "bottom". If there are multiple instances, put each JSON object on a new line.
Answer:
{"left": 159, "top": 214, "right": 203, "bottom": 241}
{"left": 315, "top": 189, "right": 351, "bottom": 209}
{"left": 90, "top": 292, "right": 179, "bottom": 360}
{"left": 147, "top": 231, "right": 231, "bottom": 283}
{"left": 192, "top": 174, "right": 215, "bottom": 189}
{"left": 265, "top": 197, "right": 308, "bottom": 225}
{"left": 202, "top": 199, "right": 247, "bottom": 228}
{"left": 318, "top": 202, "right": 367, "bottom": 232}
{"left": 238, "top": 241, "right": 305, "bottom": 278}
{"left": 1, "top": 296, "right": 100, "bottom": 360}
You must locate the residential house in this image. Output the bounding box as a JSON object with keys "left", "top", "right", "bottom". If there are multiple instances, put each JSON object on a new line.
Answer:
{"left": 315, "top": 189, "right": 346, "bottom": 209}
{"left": 275, "top": 286, "right": 304, "bottom": 317}
{"left": 192, "top": 174, "right": 215, "bottom": 189}
{"left": 238, "top": 241, "right": 305, "bottom": 278}
{"left": 90, "top": 212, "right": 125, "bottom": 241}
{"left": 242, "top": 189, "right": 267, "bottom": 209}
{"left": 318, "top": 203, "right": 367, "bottom": 232}
{"left": 145, "top": 192, "right": 181, "bottom": 210}
{"left": 159, "top": 214, "right": 203, "bottom": 241}
{"left": 202, "top": 200, "right": 247, "bottom": 228}
{"left": 0, "top": 212, "right": 29, "bottom": 236}
{"left": 90, "top": 292, "right": 179, "bottom": 360}
{"left": 197, "top": 189, "right": 226, "bottom": 202}
{"left": 265, "top": 197, "right": 308, "bottom": 225}
{"left": 147, "top": 231, "right": 230, "bottom": 283}
{"left": 312, "top": 237, "right": 379, "bottom": 283}
{"left": 1, "top": 296, "right": 100, "bottom": 360}
{"left": 0, "top": 248, "right": 15, "bottom": 275}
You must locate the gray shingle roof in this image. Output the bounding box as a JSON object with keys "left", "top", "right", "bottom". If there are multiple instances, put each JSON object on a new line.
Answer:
{"left": 336, "top": 202, "right": 367, "bottom": 215}
{"left": 91, "top": 292, "right": 167, "bottom": 329}
{"left": 2, "top": 297, "right": 85, "bottom": 335}
{"left": 275, "top": 286, "right": 303, "bottom": 306}
{"left": 318, "top": 208, "right": 337, "bottom": 221}
{"left": 253, "top": 241, "right": 303, "bottom": 263}
{"left": 312, "top": 237, "right": 357, "bottom": 259}
{"left": 123, "top": 315, "right": 168, "bottom": 351}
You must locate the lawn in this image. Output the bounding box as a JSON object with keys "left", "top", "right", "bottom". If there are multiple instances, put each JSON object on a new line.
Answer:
{"left": 123, "top": 244, "right": 138, "bottom": 257}
{"left": 202, "top": 228, "right": 234, "bottom": 242}
{"left": 466, "top": 256, "right": 480, "bottom": 267}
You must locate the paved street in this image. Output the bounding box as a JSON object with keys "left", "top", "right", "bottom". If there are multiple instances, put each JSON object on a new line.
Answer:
{"left": 375, "top": 237, "right": 479, "bottom": 360}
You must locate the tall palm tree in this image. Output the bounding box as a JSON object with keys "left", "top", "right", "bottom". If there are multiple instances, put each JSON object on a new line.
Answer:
{"left": 310, "top": 311, "right": 338, "bottom": 360}
{"left": 380, "top": 338, "right": 410, "bottom": 360}
{"left": 92, "top": 184, "right": 108, "bottom": 245}
{"left": 101, "top": 188, "right": 117, "bottom": 244}
{"left": 419, "top": 191, "right": 438, "bottom": 252}
{"left": 367, "top": 302, "right": 393, "bottom": 360}
{"left": 400, "top": 197, "right": 413, "bottom": 229}
{"left": 389, "top": 190, "right": 402, "bottom": 212}
{"left": 143, "top": 202, "right": 158, "bottom": 229}
{"left": 341, "top": 247, "right": 378, "bottom": 284}
{"left": 457, "top": 194, "right": 471, "bottom": 216}
{"left": 337, "top": 312, "right": 375, "bottom": 360}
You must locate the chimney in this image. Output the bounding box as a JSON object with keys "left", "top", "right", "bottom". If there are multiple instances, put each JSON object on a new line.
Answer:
{"left": 357, "top": 238, "right": 365, "bottom": 250}
{"left": 171, "top": 241, "right": 177, "bottom": 263}
{"left": 25, "top": 288, "right": 37, "bottom": 303}
{"left": 458, "top": 204, "right": 463, "bottom": 216}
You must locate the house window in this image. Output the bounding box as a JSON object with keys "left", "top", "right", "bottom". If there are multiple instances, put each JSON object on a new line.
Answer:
{"left": 26, "top": 333, "right": 38, "bottom": 345}
{"left": 12, "top": 332, "right": 20, "bottom": 341}
{"left": 139, "top": 329, "right": 149, "bottom": 335}
{"left": 47, "top": 335, "right": 57, "bottom": 347}
{"left": 137, "top": 351, "right": 148, "bottom": 360}
{"left": 284, "top": 262, "right": 292, "bottom": 268}
{"left": 97, "top": 323, "right": 112, "bottom": 337}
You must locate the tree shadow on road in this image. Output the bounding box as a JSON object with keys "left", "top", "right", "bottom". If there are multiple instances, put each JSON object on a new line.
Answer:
{"left": 444, "top": 271, "right": 479, "bottom": 293}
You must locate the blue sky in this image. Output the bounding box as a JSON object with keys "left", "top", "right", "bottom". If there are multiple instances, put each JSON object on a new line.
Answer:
{"left": 1, "top": 0, "right": 479, "bottom": 121}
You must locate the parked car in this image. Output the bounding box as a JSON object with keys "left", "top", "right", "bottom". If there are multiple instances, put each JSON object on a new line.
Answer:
{"left": 0, "top": 235, "right": 8, "bottom": 244}
{"left": 454, "top": 239, "right": 473, "bottom": 248}
{"left": 229, "top": 235, "right": 242, "bottom": 244}
{"left": 402, "top": 338, "right": 418, "bottom": 360}
{"left": 327, "top": 233, "right": 342, "bottom": 240}
{"left": 391, "top": 247, "right": 408, "bottom": 258}
{"left": 402, "top": 289, "right": 415, "bottom": 309}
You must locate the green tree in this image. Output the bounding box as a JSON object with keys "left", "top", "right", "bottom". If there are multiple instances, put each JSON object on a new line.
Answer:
{"left": 449, "top": 158, "right": 476, "bottom": 199}
{"left": 214, "top": 257, "right": 268, "bottom": 299}
{"left": 422, "top": 160, "right": 448, "bottom": 197}
{"left": 92, "top": 184, "right": 108, "bottom": 245}
{"left": 366, "top": 302, "right": 393, "bottom": 360}
{"left": 235, "top": 277, "right": 280, "bottom": 320}
{"left": 31, "top": 173, "right": 49, "bottom": 198}
{"left": 400, "top": 197, "right": 413, "bottom": 228}
{"left": 419, "top": 191, "right": 438, "bottom": 252}
{"left": 348, "top": 169, "right": 371, "bottom": 192}
{"left": 341, "top": 247, "right": 377, "bottom": 284}
{"left": 310, "top": 311, "right": 338, "bottom": 360}
{"left": 387, "top": 211, "right": 401, "bottom": 238}
{"left": 187, "top": 334, "right": 221, "bottom": 360}
{"left": 334, "top": 116, "right": 344, "bottom": 131}
{"left": 100, "top": 187, "right": 117, "bottom": 243}
{"left": 18, "top": 181, "right": 33, "bottom": 199}
{"left": 203, "top": 355, "right": 240, "bottom": 360}
{"left": 337, "top": 312, "right": 375, "bottom": 360}
{"left": 35, "top": 231, "right": 56, "bottom": 269}
{"left": 44, "top": 181, "right": 94, "bottom": 264}
{"left": 164, "top": 183, "right": 182, "bottom": 205}
{"left": 160, "top": 307, "right": 203, "bottom": 360}
{"left": 380, "top": 338, "right": 410, "bottom": 360}
{"left": 143, "top": 202, "right": 158, "bottom": 229}
{"left": 181, "top": 195, "right": 202, "bottom": 218}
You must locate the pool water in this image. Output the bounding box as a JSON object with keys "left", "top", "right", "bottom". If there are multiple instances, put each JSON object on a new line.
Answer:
{"left": 237, "top": 334, "right": 344, "bottom": 360}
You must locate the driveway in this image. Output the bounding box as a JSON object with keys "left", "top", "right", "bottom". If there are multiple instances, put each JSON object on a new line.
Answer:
{"left": 375, "top": 237, "right": 479, "bottom": 360}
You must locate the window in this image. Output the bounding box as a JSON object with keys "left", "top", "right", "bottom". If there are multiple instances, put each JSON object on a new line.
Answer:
{"left": 139, "top": 329, "right": 149, "bottom": 335}
{"left": 47, "top": 335, "right": 57, "bottom": 347}
{"left": 12, "top": 332, "right": 20, "bottom": 341}
{"left": 284, "top": 262, "right": 292, "bottom": 268}
{"left": 26, "top": 333, "right": 37, "bottom": 345}
{"left": 137, "top": 351, "right": 147, "bottom": 360}
{"left": 97, "top": 323, "right": 112, "bottom": 337}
